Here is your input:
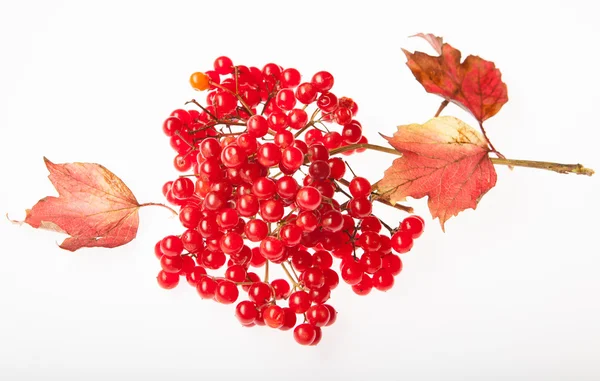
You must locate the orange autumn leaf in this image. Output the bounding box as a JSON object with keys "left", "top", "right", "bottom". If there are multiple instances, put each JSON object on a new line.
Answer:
{"left": 376, "top": 116, "right": 497, "bottom": 230}
{"left": 24, "top": 157, "right": 142, "bottom": 251}
{"left": 403, "top": 34, "right": 508, "bottom": 123}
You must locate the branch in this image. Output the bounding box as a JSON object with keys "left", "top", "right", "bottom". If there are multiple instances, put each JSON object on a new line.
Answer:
{"left": 330, "top": 143, "right": 594, "bottom": 176}
{"left": 490, "top": 158, "right": 594, "bottom": 176}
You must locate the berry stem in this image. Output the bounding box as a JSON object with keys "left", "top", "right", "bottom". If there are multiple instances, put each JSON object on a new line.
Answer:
{"left": 378, "top": 218, "right": 395, "bottom": 234}
{"left": 185, "top": 99, "right": 218, "bottom": 120}
{"left": 264, "top": 260, "right": 270, "bottom": 283}
{"left": 490, "top": 158, "right": 595, "bottom": 176}
{"left": 330, "top": 143, "right": 594, "bottom": 176}
{"left": 329, "top": 143, "right": 401, "bottom": 157}
{"left": 280, "top": 262, "right": 299, "bottom": 289}
{"left": 344, "top": 161, "right": 357, "bottom": 177}
{"left": 209, "top": 81, "right": 255, "bottom": 117}
{"left": 138, "top": 202, "right": 178, "bottom": 216}
{"left": 336, "top": 178, "right": 414, "bottom": 213}
{"left": 478, "top": 122, "right": 506, "bottom": 159}
{"left": 434, "top": 99, "right": 449, "bottom": 117}
{"left": 294, "top": 109, "right": 322, "bottom": 138}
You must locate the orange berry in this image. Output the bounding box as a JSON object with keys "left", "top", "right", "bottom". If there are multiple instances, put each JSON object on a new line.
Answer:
{"left": 190, "top": 72, "right": 210, "bottom": 91}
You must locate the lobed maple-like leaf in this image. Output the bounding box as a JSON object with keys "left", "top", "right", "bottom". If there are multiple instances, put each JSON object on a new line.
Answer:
{"left": 376, "top": 116, "right": 497, "bottom": 230}
{"left": 403, "top": 34, "right": 508, "bottom": 123}
{"left": 24, "top": 157, "right": 142, "bottom": 251}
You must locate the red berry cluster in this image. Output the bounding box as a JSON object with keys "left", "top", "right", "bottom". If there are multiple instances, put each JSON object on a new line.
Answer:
{"left": 154, "top": 56, "right": 424, "bottom": 346}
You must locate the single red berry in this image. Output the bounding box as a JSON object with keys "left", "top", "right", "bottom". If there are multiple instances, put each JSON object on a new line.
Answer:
{"left": 279, "top": 307, "right": 297, "bottom": 331}
{"left": 196, "top": 276, "right": 217, "bottom": 299}
{"left": 296, "top": 186, "right": 322, "bottom": 211}
{"left": 349, "top": 177, "right": 371, "bottom": 198}
{"left": 291, "top": 249, "right": 313, "bottom": 273}
{"left": 257, "top": 142, "right": 282, "bottom": 168}
{"left": 372, "top": 268, "right": 394, "bottom": 291}
{"left": 308, "top": 160, "right": 331, "bottom": 181}
{"left": 237, "top": 194, "right": 259, "bottom": 217}
{"left": 274, "top": 130, "right": 294, "bottom": 148}
{"left": 357, "top": 231, "right": 381, "bottom": 252}
{"left": 294, "top": 324, "right": 317, "bottom": 345}
{"left": 214, "top": 91, "right": 238, "bottom": 116}
{"left": 322, "top": 131, "right": 343, "bottom": 149}
{"left": 225, "top": 264, "right": 247, "bottom": 283}
{"left": 160, "top": 235, "right": 184, "bottom": 257}
{"left": 248, "top": 282, "right": 273, "bottom": 305}
{"left": 317, "top": 92, "right": 338, "bottom": 113}
{"left": 288, "top": 108, "right": 308, "bottom": 130}
{"left": 271, "top": 279, "right": 291, "bottom": 300}
{"left": 321, "top": 210, "right": 344, "bottom": 233}
{"left": 252, "top": 177, "right": 277, "bottom": 199}
{"left": 162, "top": 116, "right": 183, "bottom": 137}
{"left": 391, "top": 231, "right": 414, "bottom": 254}
{"left": 267, "top": 111, "right": 288, "bottom": 131}
{"left": 281, "top": 68, "right": 301, "bottom": 88}
{"left": 311, "top": 71, "right": 334, "bottom": 92}
{"left": 235, "top": 300, "right": 258, "bottom": 325}
{"left": 348, "top": 197, "right": 372, "bottom": 219}
{"left": 288, "top": 291, "right": 311, "bottom": 314}
{"left": 277, "top": 175, "right": 299, "bottom": 199}
{"left": 323, "top": 268, "right": 340, "bottom": 289}
{"left": 259, "top": 236, "right": 285, "bottom": 261}
{"left": 245, "top": 219, "right": 269, "bottom": 242}
{"left": 359, "top": 251, "right": 382, "bottom": 274}
{"left": 306, "top": 304, "right": 331, "bottom": 327}
{"left": 309, "top": 286, "right": 331, "bottom": 304}
{"left": 247, "top": 115, "right": 269, "bottom": 138}
{"left": 352, "top": 274, "right": 373, "bottom": 295}
{"left": 280, "top": 224, "right": 303, "bottom": 247}
{"left": 295, "top": 82, "right": 318, "bottom": 104}
{"left": 313, "top": 250, "right": 333, "bottom": 269}
{"left": 201, "top": 249, "right": 226, "bottom": 270}
{"left": 185, "top": 265, "right": 207, "bottom": 286}
{"left": 280, "top": 146, "right": 304, "bottom": 172}
{"left": 259, "top": 199, "right": 285, "bottom": 222}
{"left": 360, "top": 216, "right": 382, "bottom": 233}
{"left": 215, "top": 280, "right": 239, "bottom": 304}
{"left": 213, "top": 56, "right": 234, "bottom": 75}
{"left": 305, "top": 129, "right": 323, "bottom": 146}
{"left": 382, "top": 254, "right": 403, "bottom": 276}
{"left": 249, "top": 247, "right": 267, "bottom": 268}
{"left": 334, "top": 107, "right": 353, "bottom": 125}
{"left": 303, "top": 267, "right": 325, "bottom": 289}
{"left": 296, "top": 211, "right": 319, "bottom": 232}
{"left": 221, "top": 144, "right": 247, "bottom": 169}
{"left": 171, "top": 177, "right": 195, "bottom": 199}
{"left": 328, "top": 157, "right": 346, "bottom": 180}
{"left": 340, "top": 260, "right": 364, "bottom": 285}
{"left": 263, "top": 305, "right": 285, "bottom": 329}
{"left": 157, "top": 270, "right": 179, "bottom": 290}
{"left": 342, "top": 120, "right": 362, "bottom": 144}
{"left": 401, "top": 215, "right": 425, "bottom": 239}
{"left": 160, "top": 255, "right": 183, "bottom": 273}
{"left": 276, "top": 88, "right": 297, "bottom": 110}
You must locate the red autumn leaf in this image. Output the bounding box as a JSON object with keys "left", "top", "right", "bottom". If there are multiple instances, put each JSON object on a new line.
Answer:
{"left": 403, "top": 34, "right": 508, "bottom": 123}
{"left": 376, "top": 116, "right": 497, "bottom": 230}
{"left": 23, "top": 157, "right": 143, "bottom": 251}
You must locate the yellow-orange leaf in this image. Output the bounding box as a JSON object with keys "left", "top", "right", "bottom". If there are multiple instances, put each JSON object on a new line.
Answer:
{"left": 24, "top": 157, "right": 142, "bottom": 251}
{"left": 377, "top": 116, "right": 497, "bottom": 230}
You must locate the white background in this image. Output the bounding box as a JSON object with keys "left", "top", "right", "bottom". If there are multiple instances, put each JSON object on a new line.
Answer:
{"left": 1, "top": 1, "right": 599, "bottom": 380}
